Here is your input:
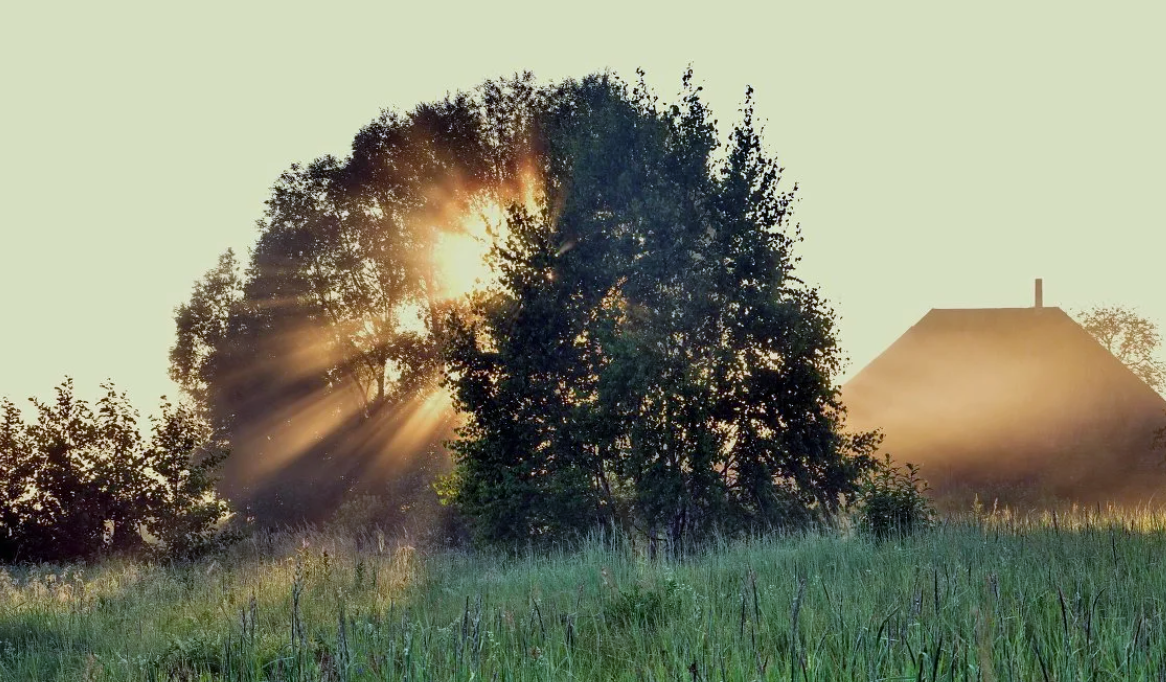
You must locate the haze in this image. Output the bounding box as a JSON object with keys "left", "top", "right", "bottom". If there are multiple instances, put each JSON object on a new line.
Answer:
{"left": 2, "top": 1, "right": 1164, "bottom": 408}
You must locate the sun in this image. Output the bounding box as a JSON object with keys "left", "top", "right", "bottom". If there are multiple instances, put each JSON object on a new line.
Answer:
{"left": 433, "top": 213, "right": 497, "bottom": 300}
{"left": 432, "top": 171, "right": 542, "bottom": 300}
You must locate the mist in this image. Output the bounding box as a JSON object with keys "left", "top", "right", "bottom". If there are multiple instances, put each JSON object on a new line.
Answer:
{"left": 841, "top": 305, "right": 1166, "bottom": 510}
{"left": 171, "top": 78, "right": 547, "bottom": 525}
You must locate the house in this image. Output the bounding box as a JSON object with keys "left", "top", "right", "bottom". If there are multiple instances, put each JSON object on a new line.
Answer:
{"left": 840, "top": 280, "right": 1166, "bottom": 508}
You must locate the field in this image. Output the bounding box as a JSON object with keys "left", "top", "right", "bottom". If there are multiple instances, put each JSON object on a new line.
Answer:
{"left": 4, "top": 510, "right": 1166, "bottom": 681}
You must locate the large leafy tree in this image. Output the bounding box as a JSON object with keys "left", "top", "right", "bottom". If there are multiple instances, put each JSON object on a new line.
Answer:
{"left": 445, "top": 73, "right": 876, "bottom": 547}
{"left": 173, "top": 71, "right": 875, "bottom": 534}
{"left": 171, "top": 78, "right": 542, "bottom": 522}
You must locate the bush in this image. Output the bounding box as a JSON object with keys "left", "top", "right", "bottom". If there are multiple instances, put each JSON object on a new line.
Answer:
{"left": 0, "top": 379, "right": 233, "bottom": 563}
{"left": 855, "top": 454, "right": 934, "bottom": 539}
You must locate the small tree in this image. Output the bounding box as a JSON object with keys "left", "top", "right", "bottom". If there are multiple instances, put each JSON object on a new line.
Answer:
{"left": 143, "top": 400, "right": 232, "bottom": 560}
{"left": 855, "top": 454, "right": 934, "bottom": 539}
{"left": 0, "top": 399, "right": 33, "bottom": 560}
{"left": 0, "top": 379, "right": 232, "bottom": 563}
{"left": 1076, "top": 306, "right": 1166, "bottom": 392}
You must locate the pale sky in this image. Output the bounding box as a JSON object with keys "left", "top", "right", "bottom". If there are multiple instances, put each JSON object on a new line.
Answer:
{"left": 2, "top": 1, "right": 1163, "bottom": 410}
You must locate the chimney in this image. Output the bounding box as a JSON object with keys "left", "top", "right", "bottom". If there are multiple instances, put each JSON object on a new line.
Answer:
{"left": 1034, "top": 278, "right": 1043, "bottom": 308}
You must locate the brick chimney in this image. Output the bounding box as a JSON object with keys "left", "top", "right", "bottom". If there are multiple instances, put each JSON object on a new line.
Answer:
{"left": 1034, "top": 278, "right": 1043, "bottom": 308}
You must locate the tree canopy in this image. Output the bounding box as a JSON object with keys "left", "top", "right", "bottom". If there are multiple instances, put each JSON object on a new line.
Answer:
{"left": 172, "top": 71, "right": 877, "bottom": 536}
{"left": 444, "top": 73, "right": 876, "bottom": 546}
{"left": 171, "top": 77, "right": 544, "bottom": 522}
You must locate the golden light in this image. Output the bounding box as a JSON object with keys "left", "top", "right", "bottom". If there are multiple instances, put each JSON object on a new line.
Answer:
{"left": 432, "top": 168, "right": 544, "bottom": 301}
{"left": 433, "top": 215, "right": 497, "bottom": 300}
{"left": 228, "top": 165, "right": 548, "bottom": 521}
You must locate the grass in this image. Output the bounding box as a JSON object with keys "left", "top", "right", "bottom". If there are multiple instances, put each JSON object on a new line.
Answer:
{"left": 4, "top": 509, "right": 1166, "bottom": 680}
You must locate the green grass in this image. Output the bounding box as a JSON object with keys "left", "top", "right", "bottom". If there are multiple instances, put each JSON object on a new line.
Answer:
{"left": 4, "top": 510, "right": 1166, "bottom": 680}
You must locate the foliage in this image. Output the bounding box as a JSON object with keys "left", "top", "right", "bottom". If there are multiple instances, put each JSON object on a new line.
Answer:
{"left": 446, "top": 72, "right": 877, "bottom": 547}
{"left": 170, "top": 77, "right": 543, "bottom": 523}
{"left": 171, "top": 70, "right": 877, "bottom": 534}
{"left": 0, "top": 379, "right": 232, "bottom": 563}
{"left": 169, "top": 249, "right": 243, "bottom": 421}
{"left": 1076, "top": 305, "right": 1166, "bottom": 392}
{"left": 854, "top": 453, "right": 934, "bottom": 539}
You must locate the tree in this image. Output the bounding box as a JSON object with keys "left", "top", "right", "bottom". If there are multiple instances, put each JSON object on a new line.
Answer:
{"left": 173, "top": 71, "right": 878, "bottom": 535}
{"left": 1077, "top": 306, "right": 1166, "bottom": 392}
{"left": 144, "top": 399, "right": 232, "bottom": 559}
{"left": 0, "top": 398, "right": 33, "bottom": 560}
{"left": 170, "top": 248, "right": 243, "bottom": 420}
{"left": 0, "top": 379, "right": 231, "bottom": 563}
{"left": 171, "top": 77, "right": 543, "bottom": 523}
{"left": 444, "top": 73, "right": 877, "bottom": 548}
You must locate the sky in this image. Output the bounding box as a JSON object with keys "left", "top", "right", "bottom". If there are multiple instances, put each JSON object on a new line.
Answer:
{"left": 2, "top": 1, "right": 1164, "bottom": 411}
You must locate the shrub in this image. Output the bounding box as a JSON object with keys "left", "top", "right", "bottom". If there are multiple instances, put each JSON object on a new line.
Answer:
{"left": 855, "top": 454, "right": 934, "bottom": 539}
{"left": 0, "top": 379, "right": 233, "bottom": 563}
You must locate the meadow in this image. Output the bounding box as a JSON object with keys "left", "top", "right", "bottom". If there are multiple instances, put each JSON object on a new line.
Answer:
{"left": 4, "top": 509, "right": 1166, "bottom": 681}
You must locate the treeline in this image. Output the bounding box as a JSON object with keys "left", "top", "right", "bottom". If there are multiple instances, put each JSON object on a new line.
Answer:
{"left": 0, "top": 380, "right": 230, "bottom": 563}
{"left": 0, "top": 71, "right": 933, "bottom": 564}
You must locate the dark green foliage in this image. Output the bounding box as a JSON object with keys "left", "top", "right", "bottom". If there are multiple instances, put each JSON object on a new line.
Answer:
{"left": 0, "top": 397, "right": 34, "bottom": 562}
{"left": 171, "top": 69, "right": 877, "bottom": 538}
{"left": 446, "top": 72, "right": 878, "bottom": 547}
{"left": 855, "top": 454, "right": 934, "bottom": 539}
{"left": 0, "top": 379, "right": 232, "bottom": 563}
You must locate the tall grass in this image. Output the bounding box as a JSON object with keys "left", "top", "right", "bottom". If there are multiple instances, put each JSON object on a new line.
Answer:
{"left": 4, "top": 509, "right": 1166, "bottom": 680}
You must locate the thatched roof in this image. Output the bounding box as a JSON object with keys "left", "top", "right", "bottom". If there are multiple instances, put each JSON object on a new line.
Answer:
{"left": 841, "top": 306, "right": 1166, "bottom": 508}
